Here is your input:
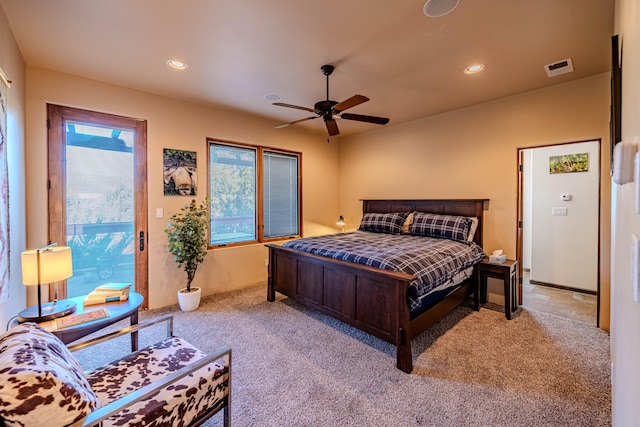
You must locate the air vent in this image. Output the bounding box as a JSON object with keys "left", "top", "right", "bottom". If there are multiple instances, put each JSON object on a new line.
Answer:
{"left": 544, "top": 58, "right": 574, "bottom": 77}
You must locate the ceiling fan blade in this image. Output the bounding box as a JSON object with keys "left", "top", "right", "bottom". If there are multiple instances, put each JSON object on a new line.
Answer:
{"left": 272, "top": 102, "right": 315, "bottom": 113}
{"left": 325, "top": 119, "right": 340, "bottom": 136}
{"left": 274, "top": 116, "right": 318, "bottom": 129}
{"left": 340, "top": 113, "right": 389, "bottom": 125}
{"left": 333, "top": 95, "right": 369, "bottom": 113}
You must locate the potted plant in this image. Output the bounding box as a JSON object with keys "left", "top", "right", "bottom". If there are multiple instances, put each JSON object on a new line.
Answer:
{"left": 165, "top": 198, "right": 209, "bottom": 311}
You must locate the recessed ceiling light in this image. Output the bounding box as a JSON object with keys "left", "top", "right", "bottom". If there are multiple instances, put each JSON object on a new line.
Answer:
{"left": 464, "top": 64, "right": 485, "bottom": 74}
{"left": 264, "top": 94, "right": 281, "bottom": 101}
{"left": 423, "top": 0, "right": 460, "bottom": 17}
{"left": 167, "top": 60, "right": 188, "bottom": 70}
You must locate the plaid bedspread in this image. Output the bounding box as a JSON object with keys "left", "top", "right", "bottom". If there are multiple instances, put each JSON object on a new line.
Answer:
{"left": 282, "top": 231, "right": 486, "bottom": 310}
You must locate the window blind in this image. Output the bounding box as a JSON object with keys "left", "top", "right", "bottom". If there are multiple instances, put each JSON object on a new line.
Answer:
{"left": 263, "top": 152, "right": 299, "bottom": 238}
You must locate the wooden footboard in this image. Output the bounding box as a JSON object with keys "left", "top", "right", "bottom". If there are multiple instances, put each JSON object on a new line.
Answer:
{"left": 266, "top": 243, "right": 417, "bottom": 372}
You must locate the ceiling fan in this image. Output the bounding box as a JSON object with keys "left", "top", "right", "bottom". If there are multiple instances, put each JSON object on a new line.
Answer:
{"left": 273, "top": 64, "right": 389, "bottom": 136}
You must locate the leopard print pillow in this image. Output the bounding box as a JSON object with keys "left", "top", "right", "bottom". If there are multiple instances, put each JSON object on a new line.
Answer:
{"left": 0, "top": 323, "right": 100, "bottom": 426}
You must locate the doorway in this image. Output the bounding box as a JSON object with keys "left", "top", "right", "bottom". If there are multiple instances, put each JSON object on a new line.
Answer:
{"left": 517, "top": 140, "right": 600, "bottom": 326}
{"left": 47, "top": 105, "right": 149, "bottom": 307}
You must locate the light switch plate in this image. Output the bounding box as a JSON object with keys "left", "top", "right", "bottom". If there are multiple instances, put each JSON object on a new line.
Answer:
{"left": 636, "top": 152, "right": 640, "bottom": 214}
{"left": 156, "top": 208, "right": 164, "bottom": 218}
{"left": 551, "top": 207, "right": 568, "bottom": 216}
{"left": 634, "top": 234, "right": 640, "bottom": 303}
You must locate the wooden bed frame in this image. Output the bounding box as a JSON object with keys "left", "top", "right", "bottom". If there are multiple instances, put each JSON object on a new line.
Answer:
{"left": 266, "top": 199, "right": 487, "bottom": 373}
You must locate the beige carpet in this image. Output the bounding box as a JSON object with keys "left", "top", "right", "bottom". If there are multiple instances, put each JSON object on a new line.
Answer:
{"left": 75, "top": 284, "right": 611, "bottom": 426}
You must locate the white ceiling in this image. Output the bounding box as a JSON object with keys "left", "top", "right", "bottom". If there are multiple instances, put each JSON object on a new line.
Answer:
{"left": 0, "top": 0, "right": 614, "bottom": 137}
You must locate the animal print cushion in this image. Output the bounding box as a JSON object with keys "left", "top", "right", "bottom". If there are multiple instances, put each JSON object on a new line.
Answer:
{"left": 0, "top": 322, "right": 100, "bottom": 427}
{"left": 87, "top": 336, "right": 229, "bottom": 427}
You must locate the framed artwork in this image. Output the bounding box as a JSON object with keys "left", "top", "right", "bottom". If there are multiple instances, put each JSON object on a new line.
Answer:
{"left": 549, "top": 153, "right": 589, "bottom": 174}
{"left": 163, "top": 149, "right": 197, "bottom": 196}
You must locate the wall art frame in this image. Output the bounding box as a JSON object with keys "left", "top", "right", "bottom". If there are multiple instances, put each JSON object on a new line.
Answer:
{"left": 163, "top": 148, "right": 197, "bottom": 196}
{"left": 549, "top": 153, "right": 589, "bottom": 174}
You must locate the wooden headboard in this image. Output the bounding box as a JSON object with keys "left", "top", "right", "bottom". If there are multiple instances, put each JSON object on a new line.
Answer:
{"left": 362, "top": 199, "right": 488, "bottom": 247}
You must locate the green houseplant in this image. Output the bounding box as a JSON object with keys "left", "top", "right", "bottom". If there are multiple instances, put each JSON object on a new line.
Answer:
{"left": 165, "top": 198, "right": 209, "bottom": 311}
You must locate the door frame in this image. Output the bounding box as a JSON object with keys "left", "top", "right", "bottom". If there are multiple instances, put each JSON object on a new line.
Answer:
{"left": 516, "top": 139, "right": 601, "bottom": 327}
{"left": 47, "top": 104, "right": 149, "bottom": 307}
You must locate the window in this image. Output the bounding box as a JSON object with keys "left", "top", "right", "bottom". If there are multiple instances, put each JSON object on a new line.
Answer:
{"left": 208, "top": 139, "right": 301, "bottom": 246}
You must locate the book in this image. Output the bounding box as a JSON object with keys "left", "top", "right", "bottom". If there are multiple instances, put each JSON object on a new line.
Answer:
{"left": 55, "top": 308, "right": 109, "bottom": 329}
{"left": 87, "top": 289, "right": 129, "bottom": 297}
{"left": 83, "top": 294, "right": 129, "bottom": 306}
{"left": 94, "top": 282, "right": 131, "bottom": 292}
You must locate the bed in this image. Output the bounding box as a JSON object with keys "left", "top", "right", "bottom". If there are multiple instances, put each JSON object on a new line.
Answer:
{"left": 266, "top": 199, "right": 488, "bottom": 373}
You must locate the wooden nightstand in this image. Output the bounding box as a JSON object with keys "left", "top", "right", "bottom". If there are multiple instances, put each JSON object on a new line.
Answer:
{"left": 476, "top": 258, "right": 519, "bottom": 319}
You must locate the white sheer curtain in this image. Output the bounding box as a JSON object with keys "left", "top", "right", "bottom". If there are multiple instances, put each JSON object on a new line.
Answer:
{"left": 0, "top": 68, "right": 10, "bottom": 302}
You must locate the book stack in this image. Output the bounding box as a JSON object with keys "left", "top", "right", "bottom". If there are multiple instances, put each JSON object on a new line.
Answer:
{"left": 84, "top": 283, "right": 131, "bottom": 306}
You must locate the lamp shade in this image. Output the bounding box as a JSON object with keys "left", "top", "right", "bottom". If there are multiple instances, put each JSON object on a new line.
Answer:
{"left": 21, "top": 245, "right": 73, "bottom": 285}
{"left": 336, "top": 215, "right": 346, "bottom": 227}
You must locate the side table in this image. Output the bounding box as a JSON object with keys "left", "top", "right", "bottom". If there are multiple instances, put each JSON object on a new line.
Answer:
{"left": 11, "top": 292, "right": 144, "bottom": 350}
{"left": 476, "top": 258, "right": 519, "bottom": 319}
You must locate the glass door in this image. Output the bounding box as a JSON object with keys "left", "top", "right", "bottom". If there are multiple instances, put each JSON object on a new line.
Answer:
{"left": 47, "top": 105, "right": 148, "bottom": 306}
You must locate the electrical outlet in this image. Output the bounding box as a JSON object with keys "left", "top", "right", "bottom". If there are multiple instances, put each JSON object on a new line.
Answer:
{"left": 611, "top": 362, "right": 614, "bottom": 385}
{"left": 634, "top": 234, "right": 640, "bottom": 302}
{"left": 264, "top": 259, "right": 269, "bottom": 267}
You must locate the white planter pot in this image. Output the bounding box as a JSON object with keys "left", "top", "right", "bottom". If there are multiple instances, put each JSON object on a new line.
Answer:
{"left": 177, "top": 287, "right": 201, "bottom": 311}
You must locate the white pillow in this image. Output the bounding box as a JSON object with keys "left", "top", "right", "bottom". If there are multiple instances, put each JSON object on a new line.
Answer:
{"left": 401, "top": 212, "right": 414, "bottom": 234}
{"left": 467, "top": 217, "right": 479, "bottom": 242}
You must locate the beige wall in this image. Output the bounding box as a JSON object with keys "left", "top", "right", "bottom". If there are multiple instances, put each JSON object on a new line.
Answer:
{"left": 611, "top": 0, "right": 640, "bottom": 423}
{"left": 0, "top": 6, "right": 27, "bottom": 328}
{"left": 340, "top": 73, "right": 611, "bottom": 330}
{"left": 25, "top": 67, "right": 340, "bottom": 309}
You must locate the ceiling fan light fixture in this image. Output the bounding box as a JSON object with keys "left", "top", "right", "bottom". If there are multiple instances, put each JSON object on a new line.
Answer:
{"left": 423, "top": 0, "right": 460, "bottom": 17}
{"left": 272, "top": 64, "right": 389, "bottom": 136}
{"left": 464, "top": 64, "right": 485, "bottom": 74}
{"left": 166, "top": 59, "right": 188, "bottom": 70}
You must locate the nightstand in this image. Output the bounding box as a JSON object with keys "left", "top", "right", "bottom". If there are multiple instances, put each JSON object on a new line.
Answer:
{"left": 477, "top": 258, "right": 519, "bottom": 319}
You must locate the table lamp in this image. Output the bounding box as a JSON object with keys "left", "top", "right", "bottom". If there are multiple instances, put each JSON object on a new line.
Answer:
{"left": 18, "top": 243, "right": 76, "bottom": 323}
{"left": 336, "top": 215, "right": 346, "bottom": 232}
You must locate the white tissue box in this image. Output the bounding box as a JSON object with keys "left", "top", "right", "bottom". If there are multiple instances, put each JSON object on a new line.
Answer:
{"left": 489, "top": 254, "right": 507, "bottom": 264}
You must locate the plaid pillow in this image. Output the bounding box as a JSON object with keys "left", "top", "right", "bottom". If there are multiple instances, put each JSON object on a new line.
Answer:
{"left": 409, "top": 212, "right": 473, "bottom": 243}
{"left": 358, "top": 212, "right": 409, "bottom": 234}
